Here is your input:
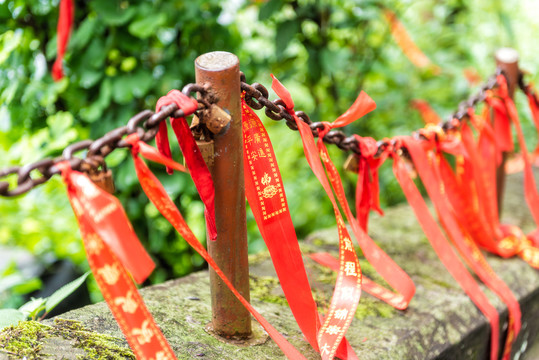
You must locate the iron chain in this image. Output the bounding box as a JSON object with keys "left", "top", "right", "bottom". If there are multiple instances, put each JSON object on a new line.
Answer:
{"left": 0, "top": 84, "right": 213, "bottom": 197}
{"left": 0, "top": 70, "right": 512, "bottom": 197}
{"left": 240, "top": 72, "right": 363, "bottom": 154}
{"left": 240, "top": 70, "right": 505, "bottom": 154}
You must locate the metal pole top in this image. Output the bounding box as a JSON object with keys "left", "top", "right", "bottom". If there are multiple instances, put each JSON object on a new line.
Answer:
{"left": 495, "top": 47, "right": 520, "bottom": 98}
{"left": 196, "top": 51, "right": 239, "bottom": 72}
{"left": 495, "top": 47, "right": 519, "bottom": 65}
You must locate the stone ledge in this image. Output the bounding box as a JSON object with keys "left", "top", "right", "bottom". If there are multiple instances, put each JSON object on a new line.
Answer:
{"left": 1, "top": 171, "right": 539, "bottom": 359}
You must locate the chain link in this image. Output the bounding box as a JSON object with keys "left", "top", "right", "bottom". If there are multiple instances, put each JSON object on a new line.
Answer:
{"left": 0, "top": 70, "right": 513, "bottom": 197}
{"left": 240, "top": 72, "right": 363, "bottom": 154}
{"left": 449, "top": 70, "right": 501, "bottom": 127}
{"left": 240, "top": 70, "right": 505, "bottom": 155}
{"left": 0, "top": 84, "right": 214, "bottom": 197}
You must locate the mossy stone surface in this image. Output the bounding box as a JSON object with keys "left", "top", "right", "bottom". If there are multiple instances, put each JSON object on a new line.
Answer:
{"left": 0, "top": 319, "right": 134, "bottom": 359}
{"left": 1, "top": 171, "right": 538, "bottom": 359}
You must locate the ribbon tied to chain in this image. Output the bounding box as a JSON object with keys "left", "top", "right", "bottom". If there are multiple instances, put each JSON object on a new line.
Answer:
{"left": 56, "top": 161, "right": 177, "bottom": 360}
{"left": 271, "top": 74, "right": 362, "bottom": 360}
{"left": 154, "top": 90, "right": 217, "bottom": 241}
{"left": 126, "top": 131, "right": 310, "bottom": 360}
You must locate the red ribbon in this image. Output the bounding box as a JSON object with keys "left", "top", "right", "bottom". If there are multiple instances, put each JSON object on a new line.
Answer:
{"left": 57, "top": 162, "right": 154, "bottom": 284}
{"left": 495, "top": 76, "right": 539, "bottom": 266}
{"left": 469, "top": 107, "right": 502, "bottom": 220}
{"left": 394, "top": 136, "right": 501, "bottom": 360}
{"left": 497, "top": 76, "right": 539, "bottom": 224}
{"left": 126, "top": 133, "right": 309, "bottom": 360}
{"left": 316, "top": 131, "right": 415, "bottom": 311}
{"left": 309, "top": 252, "right": 412, "bottom": 309}
{"left": 526, "top": 86, "right": 539, "bottom": 133}
{"left": 271, "top": 74, "right": 362, "bottom": 360}
{"left": 56, "top": 162, "right": 176, "bottom": 360}
{"left": 485, "top": 90, "right": 514, "bottom": 154}
{"left": 428, "top": 137, "right": 521, "bottom": 360}
{"left": 411, "top": 99, "right": 442, "bottom": 125}
{"left": 460, "top": 121, "right": 505, "bottom": 245}
{"left": 353, "top": 136, "right": 386, "bottom": 232}
{"left": 154, "top": 90, "right": 217, "bottom": 241}
{"left": 241, "top": 99, "right": 359, "bottom": 359}
{"left": 52, "top": 0, "right": 74, "bottom": 81}
{"left": 525, "top": 86, "right": 539, "bottom": 158}
{"left": 241, "top": 99, "right": 320, "bottom": 350}
{"left": 293, "top": 83, "right": 415, "bottom": 312}
{"left": 525, "top": 86, "right": 539, "bottom": 239}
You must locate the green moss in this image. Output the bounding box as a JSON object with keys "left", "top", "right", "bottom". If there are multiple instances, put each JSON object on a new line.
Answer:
{"left": 422, "top": 275, "right": 455, "bottom": 290}
{"left": 311, "top": 287, "right": 330, "bottom": 311}
{"left": 311, "top": 237, "right": 327, "bottom": 247}
{"left": 247, "top": 252, "right": 271, "bottom": 266}
{"left": 52, "top": 319, "right": 134, "bottom": 359}
{"left": 0, "top": 319, "right": 134, "bottom": 359}
{"left": 249, "top": 275, "right": 288, "bottom": 306}
{"left": 0, "top": 320, "right": 46, "bottom": 358}
{"left": 354, "top": 296, "right": 396, "bottom": 320}
{"left": 312, "top": 263, "right": 338, "bottom": 285}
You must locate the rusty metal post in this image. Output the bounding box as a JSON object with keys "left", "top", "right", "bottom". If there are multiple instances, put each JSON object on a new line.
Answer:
{"left": 195, "top": 51, "right": 252, "bottom": 338}
{"left": 495, "top": 48, "right": 520, "bottom": 214}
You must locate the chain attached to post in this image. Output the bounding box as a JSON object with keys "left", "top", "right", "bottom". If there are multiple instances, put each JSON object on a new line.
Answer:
{"left": 240, "top": 71, "right": 502, "bottom": 158}
{"left": 196, "top": 51, "right": 252, "bottom": 339}
{"left": 0, "top": 68, "right": 520, "bottom": 199}
{"left": 0, "top": 83, "right": 220, "bottom": 197}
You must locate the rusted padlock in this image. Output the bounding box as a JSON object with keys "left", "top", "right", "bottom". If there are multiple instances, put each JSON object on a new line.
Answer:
{"left": 88, "top": 162, "right": 115, "bottom": 194}
{"left": 343, "top": 154, "right": 359, "bottom": 173}
{"left": 195, "top": 139, "right": 215, "bottom": 169}
{"left": 204, "top": 104, "right": 232, "bottom": 135}
{"left": 190, "top": 114, "right": 201, "bottom": 129}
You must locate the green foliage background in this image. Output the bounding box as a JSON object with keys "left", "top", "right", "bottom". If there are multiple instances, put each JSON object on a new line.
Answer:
{"left": 1, "top": 0, "right": 539, "bottom": 304}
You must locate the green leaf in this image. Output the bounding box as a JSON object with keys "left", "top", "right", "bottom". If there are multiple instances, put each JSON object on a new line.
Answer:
{"left": 79, "top": 69, "right": 103, "bottom": 89}
{"left": 69, "top": 17, "right": 100, "bottom": 51}
{"left": 46, "top": 34, "right": 58, "bottom": 60}
{"left": 47, "top": 111, "right": 74, "bottom": 138}
{"left": 321, "top": 48, "right": 350, "bottom": 75}
{"left": 112, "top": 70, "right": 153, "bottom": 104}
{"left": 36, "top": 78, "right": 69, "bottom": 107}
{"left": 45, "top": 272, "right": 90, "bottom": 314}
{"left": 91, "top": 0, "right": 137, "bottom": 26}
{"left": 12, "top": 278, "right": 43, "bottom": 295}
{"left": 275, "top": 20, "right": 299, "bottom": 56}
{"left": 84, "top": 38, "right": 108, "bottom": 70}
{"left": 18, "top": 298, "right": 46, "bottom": 319}
{"left": 80, "top": 78, "right": 112, "bottom": 122}
{"left": 499, "top": 12, "right": 515, "bottom": 42}
{"left": 259, "top": 0, "right": 282, "bottom": 21}
{"left": 0, "top": 30, "right": 22, "bottom": 65}
{"left": 128, "top": 14, "right": 167, "bottom": 39}
{"left": 112, "top": 76, "right": 134, "bottom": 104}
{"left": 80, "top": 103, "right": 104, "bottom": 123}
{"left": 0, "top": 309, "right": 25, "bottom": 330}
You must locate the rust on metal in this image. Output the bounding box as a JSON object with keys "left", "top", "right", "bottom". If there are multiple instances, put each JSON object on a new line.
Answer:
{"left": 194, "top": 140, "right": 215, "bottom": 169}
{"left": 344, "top": 154, "right": 360, "bottom": 173}
{"left": 0, "top": 70, "right": 506, "bottom": 198}
{"left": 88, "top": 170, "right": 115, "bottom": 194}
{"left": 195, "top": 51, "right": 252, "bottom": 338}
{"left": 204, "top": 104, "right": 232, "bottom": 135}
{"left": 0, "top": 83, "right": 213, "bottom": 197}
{"left": 495, "top": 47, "right": 520, "bottom": 214}
{"left": 240, "top": 71, "right": 500, "bottom": 157}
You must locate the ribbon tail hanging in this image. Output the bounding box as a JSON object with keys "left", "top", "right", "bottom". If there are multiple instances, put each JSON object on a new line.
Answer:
{"left": 57, "top": 163, "right": 176, "bottom": 360}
